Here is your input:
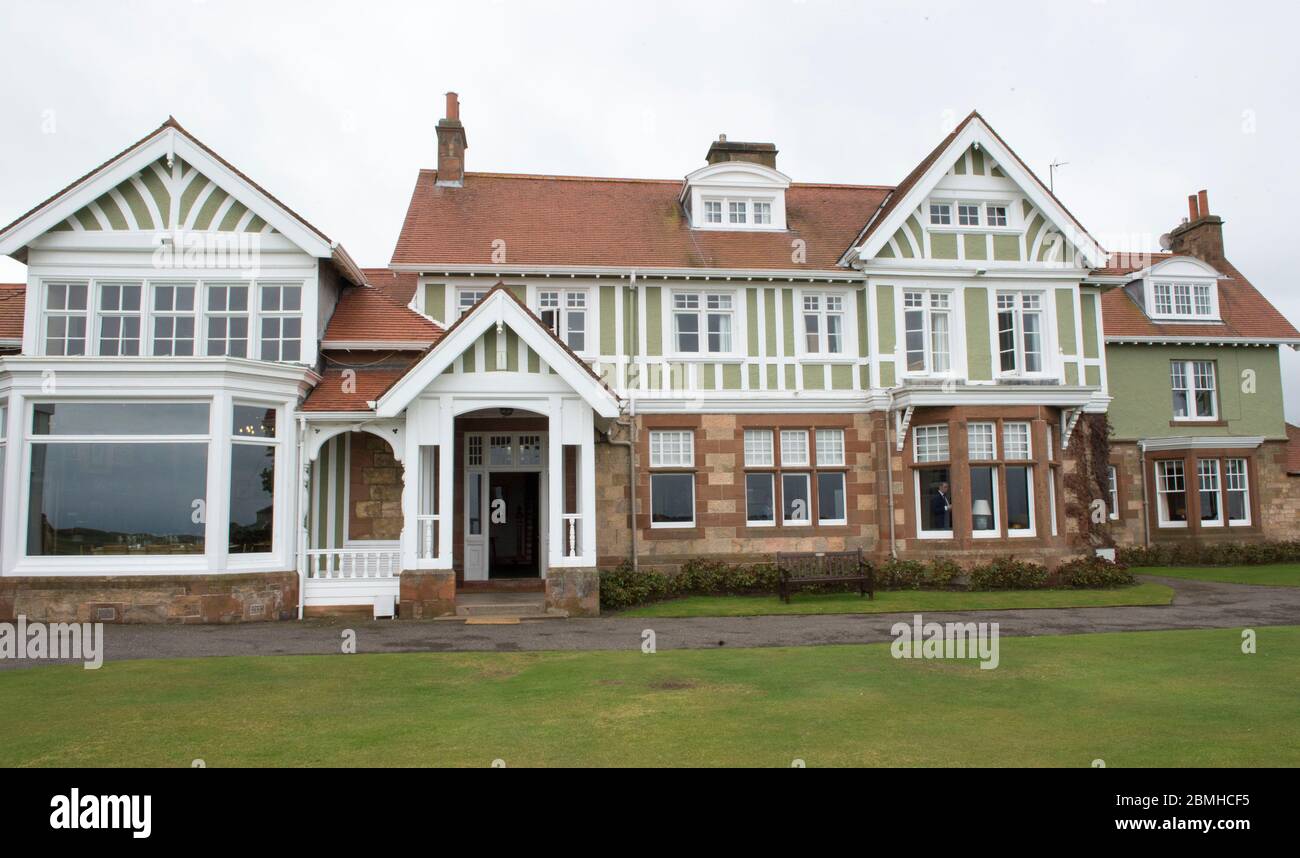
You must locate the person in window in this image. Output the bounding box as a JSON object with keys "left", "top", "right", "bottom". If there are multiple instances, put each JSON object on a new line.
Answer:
{"left": 930, "top": 480, "right": 952, "bottom": 530}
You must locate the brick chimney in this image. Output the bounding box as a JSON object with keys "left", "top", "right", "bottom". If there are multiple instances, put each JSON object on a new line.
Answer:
{"left": 435, "top": 92, "right": 468, "bottom": 187}
{"left": 1168, "top": 188, "right": 1225, "bottom": 265}
{"left": 705, "top": 134, "right": 778, "bottom": 169}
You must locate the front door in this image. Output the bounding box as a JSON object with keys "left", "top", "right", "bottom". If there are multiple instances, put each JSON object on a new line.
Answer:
{"left": 488, "top": 472, "right": 539, "bottom": 577}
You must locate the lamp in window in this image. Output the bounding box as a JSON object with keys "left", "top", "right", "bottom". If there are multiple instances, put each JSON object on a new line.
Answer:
{"left": 972, "top": 498, "right": 994, "bottom": 531}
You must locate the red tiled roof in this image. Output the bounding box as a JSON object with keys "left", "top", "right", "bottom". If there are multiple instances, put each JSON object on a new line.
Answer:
{"left": 361, "top": 267, "right": 420, "bottom": 305}
{"left": 1286, "top": 424, "right": 1300, "bottom": 476}
{"left": 300, "top": 366, "right": 414, "bottom": 412}
{"left": 390, "top": 171, "right": 889, "bottom": 271}
{"left": 1091, "top": 251, "right": 1173, "bottom": 277}
{"left": 0, "top": 283, "right": 25, "bottom": 342}
{"left": 322, "top": 283, "right": 442, "bottom": 345}
{"left": 1100, "top": 255, "right": 1300, "bottom": 341}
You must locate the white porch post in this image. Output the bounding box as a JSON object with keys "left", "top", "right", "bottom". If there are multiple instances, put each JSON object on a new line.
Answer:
{"left": 579, "top": 405, "right": 597, "bottom": 563}
{"left": 296, "top": 415, "right": 310, "bottom": 618}
{"left": 437, "top": 396, "right": 454, "bottom": 569}
{"left": 547, "top": 394, "right": 564, "bottom": 570}
{"left": 400, "top": 408, "right": 420, "bottom": 570}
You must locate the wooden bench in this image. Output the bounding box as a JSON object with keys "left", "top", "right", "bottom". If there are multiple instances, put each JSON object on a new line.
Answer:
{"left": 775, "top": 549, "right": 874, "bottom": 603}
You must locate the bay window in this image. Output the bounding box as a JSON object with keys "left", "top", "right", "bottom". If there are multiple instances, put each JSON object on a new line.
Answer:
{"left": 802, "top": 293, "right": 845, "bottom": 355}
{"left": 230, "top": 404, "right": 278, "bottom": 554}
{"left": 996, "top": 292, "right": 1044, "bottom": 374}
{"left": 97, "top": 283, "right": 143, "bottom": 356}
{"left": 27, "top": 403, "right": 210, "bottom": 556}
{"left": 673, "top": 292, "right": 733, "bottom": 354}
{"left": 903, "top": 290, "right": 951, "bottom": 374}
{"left": 44, "top": 282, "right": 88, "bottom": 356}
{"left": 649, "top": 429, "right": 695, "bottom": 528}
{"left": 539, "top": 289, "right": 588, "bottom": 352}
{"left": 1171, "top": 360, "right": 1217, "bottom": 420}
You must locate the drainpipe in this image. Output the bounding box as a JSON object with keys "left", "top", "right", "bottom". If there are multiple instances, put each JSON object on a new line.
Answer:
{"left": 296, "top": 414, "right": 308, "bottom": 620}
{"left": 884, "top": 388, "right": 898, "bottom": 559}
{"left": 1138, "top": 441, "right": 1151, "bottom": 549}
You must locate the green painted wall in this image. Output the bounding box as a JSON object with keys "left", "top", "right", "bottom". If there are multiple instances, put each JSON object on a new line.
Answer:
{"left": 1106, "top": 344, "right": 1287, "bottom": 440}
{"left": 599, "top": 285, "right": 616, "bottom": 355}
{"left": 425, "top": 283, "right": 446, "bottom": 320}
{"left": 1080, "top": 291, "right": 1099, "bottom": 359}
{"left": 1055, "top": 289, "right": 1076, "bottom": 355}
{"left": 965, "top": 287, "right": 991, "bottom": 380}
{"left": 644, "top": 287, "right": 662, "bottom": 356}
{"left": 876, "top": 285, "right": 895, "bottom": 354}
{"left": 930, "top": 233, "right": 958, "bottom": 260}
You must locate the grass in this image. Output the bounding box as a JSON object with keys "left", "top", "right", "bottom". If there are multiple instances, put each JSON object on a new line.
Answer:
{"left": 2, "top": 625, "right": 1294, "bottom": 767}
{"left": 1134, "top": 563, "right": 1300, "bottom": 588}
{"left": 617, "top": 582, "right": 1173, "bottom": 617}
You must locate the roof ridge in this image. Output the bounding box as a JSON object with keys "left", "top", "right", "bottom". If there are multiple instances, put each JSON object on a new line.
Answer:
{"left": 418, "top": 168, "right": 895, "bottom": 190}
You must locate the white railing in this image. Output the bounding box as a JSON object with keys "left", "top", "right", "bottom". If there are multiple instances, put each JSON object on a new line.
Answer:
{"left": 562, "top": 514, "right": 581, "bottom": 558}
{"left": 416, "top": 514, "right": 439, "bottom": 560}
{"left": 305, "top": 547, "right": 402, "bottom": 580}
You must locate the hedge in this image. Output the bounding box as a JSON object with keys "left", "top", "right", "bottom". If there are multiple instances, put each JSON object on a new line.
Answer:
{"left": 1117, "top": 541, "right": 1300, "bottom": 568}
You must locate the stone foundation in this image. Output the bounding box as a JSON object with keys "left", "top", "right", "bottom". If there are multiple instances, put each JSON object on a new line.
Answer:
{"left": 545, "top": 567, "right": 600, "bottom": 617}
{"left": 0, "top": 571, "right": 298, "bottom": 624}
{"left": 398, "top": 570, "right": 456, "bottom": 619}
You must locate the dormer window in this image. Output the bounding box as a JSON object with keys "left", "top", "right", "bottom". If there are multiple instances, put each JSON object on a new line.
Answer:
{"left": 728, "top": 201, "right": 747, "bottom": 224}
{"left": 683, "top": 156, "right": 790, "bottom": 231}
{"left": 1137, "top": 257, "right": 1222, "bottom": 322}
{"left": 704, "top": 200, "right": 722, "bottom": 224}
{"left": 753, "top": 202, "right": 772, "bottom": 225}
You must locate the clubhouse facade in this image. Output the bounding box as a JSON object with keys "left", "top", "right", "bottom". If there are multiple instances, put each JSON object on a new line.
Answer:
{"left": 0, "top": 96, "right": 1296, "bottom": 622}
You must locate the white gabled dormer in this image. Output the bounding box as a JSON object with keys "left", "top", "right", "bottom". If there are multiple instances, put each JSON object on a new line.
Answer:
{"left": 681, "top": 136, "right": 790, "bottom": 231}
{"left": 1126, "top": 256, "right": 1223, "bottom": 323}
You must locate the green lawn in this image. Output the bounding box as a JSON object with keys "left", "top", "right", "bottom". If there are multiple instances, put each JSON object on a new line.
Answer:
{"left": 618, "top": 583, "right": 1173, "bottom": 617}
{"left": 2, "top": 625, "right": 1294, "bottom": 767}
{"left": 1134, "top": 563, "right": 1300, "bottom": 588}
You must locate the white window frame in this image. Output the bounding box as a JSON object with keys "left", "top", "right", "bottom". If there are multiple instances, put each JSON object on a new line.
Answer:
{"left": 95, "top": 281, "right": 144, "bottom": 357}
{"left": 780, "top": 429, "right": 809, "bottom": 467}
{"left": 229, "top": 401, "right": 282, "bottom": 558}
{"left": 985, "top": 203, "right": 1009, "bottom": 227}
{"left": 696, "top": 195, "right": 778, "bottom": 231}
{"left": 957, "top": 202, "right": 981, "bottom": 226}
{"left": 969, "top": 463, "right": 1000, "bottom": 538}
{"left": 43, "top": 281, "right": 89, "bottom": 356}
{"left": 151, "top": 282, "right": 198, "bottom": 356}
{"left": 1155, "top": 459, "right": 1188, "bottom": 528}
{"left": 743, "top": 429, "right": 774, "bottom": 467}
{"left": 1107, "top": 465, "right": 1119, "bottom": 520}
{"left": 1225, "top": 458, "right": 1251, "bottom": 526}
{"left": 457, "top": 288, "right": 488, "bottom": 317}
{"left": 648, "top": 430, "right": 696, "bottom": 530}
{"left": 1171, "top": 359, "right": 1217, "bottom": 421}
{"left": 1148, "top": 279, "right": 1220, "bottom": 321}
{"left": 967, "top": 422, "right": 996, "bottom": 461}
{"left": 745, "top": 471, "right": 775, "bottom": 527}
{"left": 1004, "top": 463, "right": 1036, "bottom": 538}
{"left": 728, "top": 200, "right": 747, "bottom": 224}
{"left": 671, "top": 291, "right": 735, "bottom": 356}
{"left": 901, "top": 289, "right": 953, "bottom": 376}
{"left": 258, "top": 282, "right": 303, "bottom": 363}
{"left": 1197, "top": 459, "right": 1223, "bottom": 527}
{"left": 914, "top": 469, "right": 954, "bottom": 539}
{"left": 205, "top": 281, "right": 251, "bottom": 358}
{"left": 995, "top": 291, "right": 1047, "bottom": 376}
{"left": 928, "top": 202, "right": 952, "bottom": 225}
{"left": 1002, "top": 422, "right": 1032, "bottom": 461}
{"left": 913, "top": 424, "right": 950, "bottom": 463}
{"left": 781, "top": 472, "right": 812, "bottom": 527}
{"left": 537, "top": 288, "right": 590, "bottom": 354}
{"left": 800, "top": 293, "right": 846, "bottom": 357}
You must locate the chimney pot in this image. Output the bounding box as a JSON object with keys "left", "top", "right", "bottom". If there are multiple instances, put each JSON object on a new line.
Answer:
{"left": 445, "top": 92, "right": 459, "bottom": 122}
{"left": 1197, "top": 189, "right": 1209, "bottom": 218}
{"left": 719, "top": 134, "right": 727, "bottom": 142}
{"left": 435, "top": 91, "right": 467, "bottom": 186}
{"left": 1188, "top": 193, "right": 1200, "bottom": 222}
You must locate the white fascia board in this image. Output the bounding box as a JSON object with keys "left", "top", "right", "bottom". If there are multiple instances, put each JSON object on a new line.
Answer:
{"left": 852, "top": 119, "right": 1108, "bottom": 269}
{"left": 890, "top": 385, "right": 1097, "bottom": 409}
{"left": 385, "top": 263, "right": 860, "bottom": 282}
{"left": 1139, "top": 436, "right": 1265, "bottom": 452}
{"left": 0, "top": 355, "right": 320, "bottom": 397}
{"left": 861, "top": 260, "right": 1090, "bottom": 281}
{"left": 374, "top": 291, "right": 621, "bottom": 419}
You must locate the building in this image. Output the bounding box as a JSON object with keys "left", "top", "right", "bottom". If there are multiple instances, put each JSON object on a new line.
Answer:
{"left": 0, "top": 97, "right": 1295, "bottom": 622}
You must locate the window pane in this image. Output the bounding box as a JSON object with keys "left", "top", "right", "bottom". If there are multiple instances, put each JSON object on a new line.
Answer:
{"left": 1225, "top": 459, "right": 1249, "bottom": 523}
{"left": 675, "top": 312, "right": 699, "bottom": 352}
{"left": 743, "top": 429, "right": 773, "bottom": 467}
{"left": 1198, "top": 459, "right": 1221, "bottom": 523}
{"left": 27, "top": 442, "right": 207, "bottom": 555}
{"left": 918, "top": 467, "right": 951, "bottom": 532}
{"left": 913, "top": 425, "right": 949, "bottom": 463}
{"left": 971, "top": 465, "right": 996, "bottom": 532}
{"left": 649, "top": 430, "right": 693, "bottom": 467}
{"left": 1157, "top": 460, "right": 1187, "bottom": 523}
{"left": 230, "top": 443, "right": 275, "bottom": 553}
{"left": 967, "top": 423, "right": 996, "bottom": 460}
{"left": 780, "top": 430, "right": 808, "bottom": 466}
{"left": 781, "top": 473, "right": 810, "bottom": 524}
{"left": 815, "top": 429, "right": 844, "bottom": 466}
{"left": 745, "top": 473, "right": 774, "bottom": 524}
{"left": 651, "top": 473, "right": 694, "bottom": 525}
{"left": 1006, "top": 465, "right": 1032, "bottom": 531}
{"left": 1002, "top": 423, "right": 1031, "bottom": 459}
{"left": 468, "top": 472, "right": 482, "bottom": 535}
{"left": 817, "top": 472, "right": 845, "bottom": 523}
{"left": 32, "top": 402, "right": 210, "bottom": 436}
{"left": 232, "top": 405, "right": 276, "bottom": 438}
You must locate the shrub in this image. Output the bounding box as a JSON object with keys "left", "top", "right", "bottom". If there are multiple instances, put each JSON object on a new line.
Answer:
{"left": 598, "top": 559, "right": 782, "bottom": 610}
{"left": 968, "top": 557, "right": 1049, "bottom": 591}
{"left": 1057, "top": 556, "right": 1135, "bottom": 589}
{"left": 878, "top": 557, "right": 962, "bottom": 590}
{"left": 598, "top": 563, "right": 673, "bottom": 611}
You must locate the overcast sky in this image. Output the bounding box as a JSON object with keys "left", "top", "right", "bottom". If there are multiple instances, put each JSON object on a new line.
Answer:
{"left": 1, "top": 0, "right": 1295, "bottom": 420}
